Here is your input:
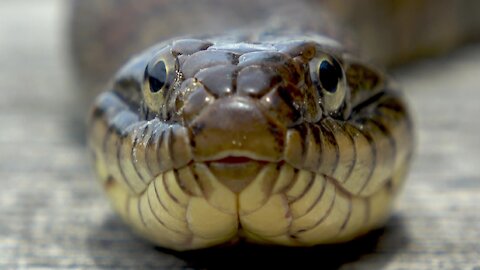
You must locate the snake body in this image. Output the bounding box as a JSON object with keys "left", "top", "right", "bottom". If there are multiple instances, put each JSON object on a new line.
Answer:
{"left": 86, "top": 5, "right": 414, "bottom": 251}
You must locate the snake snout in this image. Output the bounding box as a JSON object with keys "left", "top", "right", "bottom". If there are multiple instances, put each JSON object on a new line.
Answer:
{"left": 178, "top": 49, "right": 308, "bottom": 162}
{"left": 188, "top": 96, "right": 289, "bottom": 162}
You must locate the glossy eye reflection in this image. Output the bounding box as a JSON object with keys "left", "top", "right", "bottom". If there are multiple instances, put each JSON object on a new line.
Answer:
{"left": 319, "top": 59, "right": 342, "bottom": 93}
{"left": 147, "top": 60, "right": 167, "bottom": 93}
{"left": 142, "top": 48, "right": 176, "bottom": 115}
{"left": 310, "top": 55, "right": 348, "bottom": 116}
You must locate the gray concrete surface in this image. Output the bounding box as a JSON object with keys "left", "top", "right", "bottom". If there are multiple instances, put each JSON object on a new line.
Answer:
{"left": 0, "top": 1, "right": 479, "bottom": 269}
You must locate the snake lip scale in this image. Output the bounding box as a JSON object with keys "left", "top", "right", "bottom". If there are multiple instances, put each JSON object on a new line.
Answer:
{"left": 88, "top": 36, "right": 414, "bottom": 250}
{"left": 209, "top": 156, "right": 266, "bottom": 164}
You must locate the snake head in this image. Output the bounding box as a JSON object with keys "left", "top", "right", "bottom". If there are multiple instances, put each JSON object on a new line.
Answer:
{"left": 101, "top": 34, "right": 399, "bottom": 196}
{"left": 121, "top": 37, "right": 362, "bottom": 164}
{"left": 90, "top": 35, "right": 412, "bottom": 250}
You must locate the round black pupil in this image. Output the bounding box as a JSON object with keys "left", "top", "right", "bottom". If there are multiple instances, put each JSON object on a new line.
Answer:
{"left": 319, "top": 60, "right": 341, "bottom": 93}
{"left": 148, "top": 61, "right": 167, "bottom": 93}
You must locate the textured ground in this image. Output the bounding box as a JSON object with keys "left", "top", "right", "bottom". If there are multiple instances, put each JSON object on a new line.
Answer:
{"left": 0, "top": 1, "right": 479, "bottom": 269}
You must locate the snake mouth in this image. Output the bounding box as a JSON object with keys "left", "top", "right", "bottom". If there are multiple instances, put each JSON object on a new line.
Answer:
{"left": 203, "top": 155, "right": 270, "bottom": 193}
{"left": 210, "top": 156, "right": 259, "bottom": 164}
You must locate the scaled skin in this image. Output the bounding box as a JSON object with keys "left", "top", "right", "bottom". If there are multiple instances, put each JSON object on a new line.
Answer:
{"left": 88, "top": 34, "right": 414, "bottom": 251}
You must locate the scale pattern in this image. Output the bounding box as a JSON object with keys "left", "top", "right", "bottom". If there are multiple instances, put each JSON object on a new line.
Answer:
{"left": 88, "top": 37, "right": 414, "bottom": 250}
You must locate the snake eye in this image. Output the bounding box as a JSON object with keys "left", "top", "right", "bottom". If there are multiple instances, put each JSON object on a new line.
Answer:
{"left": 310, "top": 55, "right": 347, "bottom": 115}
{"left": 319, "top": 59, "right": 342, "bottom": 93}
{"left": 142, "top": 47, "right": 176, "bottom": 115}
{"left": 146, "top": 60, "right": 167, "bottom": 93}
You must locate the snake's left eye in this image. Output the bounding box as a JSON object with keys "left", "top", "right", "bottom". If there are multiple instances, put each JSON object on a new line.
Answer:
{"left": 311, "top": 55, "right": 347, "bottom": 114}
{"left": 146, "top": 60, "right": 167, "bottom": 93}
{"left": 319, "top": 59, "right": 342, "bottom": 93}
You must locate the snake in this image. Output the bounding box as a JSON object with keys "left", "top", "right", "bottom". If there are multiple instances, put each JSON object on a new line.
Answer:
{"left": 83, "top": 1, "right": 414, "bottom": 251}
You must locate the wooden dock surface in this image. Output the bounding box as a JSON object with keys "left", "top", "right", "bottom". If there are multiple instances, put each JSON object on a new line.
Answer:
{"left": 0, "top": 1, "right": 479, "bottom": 269}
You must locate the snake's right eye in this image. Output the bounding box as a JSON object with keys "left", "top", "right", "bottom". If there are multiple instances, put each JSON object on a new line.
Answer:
{"left": 310, "top": 55, "right": 347, "bottom": 115}
{"left": 146, "top": 60, "right": 167, "bottom": 93}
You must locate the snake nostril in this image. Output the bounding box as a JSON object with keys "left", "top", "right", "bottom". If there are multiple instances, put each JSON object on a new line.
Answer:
{"left": 182, "top": 83, "right": 215, "bottom": 124}
{"left": 260, "top": 84, "right": 303, "bottom": 127}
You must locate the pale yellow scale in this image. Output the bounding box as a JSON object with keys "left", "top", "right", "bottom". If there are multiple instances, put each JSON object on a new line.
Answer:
{"left": 98, "top": 156, "right": 399, "bottom": 250}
